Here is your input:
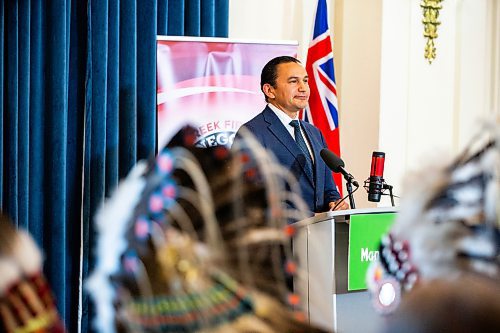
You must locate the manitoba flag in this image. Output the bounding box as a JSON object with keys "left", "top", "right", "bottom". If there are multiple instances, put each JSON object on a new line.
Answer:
{"left": 303, "top": 0, "right": 343, "bottom": 195}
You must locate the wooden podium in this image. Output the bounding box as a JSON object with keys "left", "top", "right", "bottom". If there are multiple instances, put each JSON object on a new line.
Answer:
{"left": 292, "top": 207, "right": 397, "bottom": 333}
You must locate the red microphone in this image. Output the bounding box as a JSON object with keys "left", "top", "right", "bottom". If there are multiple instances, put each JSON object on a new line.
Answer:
{"left": 368, "top": 152, "right": 385, "bottom": 202}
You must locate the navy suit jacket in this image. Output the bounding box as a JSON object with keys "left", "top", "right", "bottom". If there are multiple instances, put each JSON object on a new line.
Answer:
{"left": 234, "top": 106, "right": 340, "bottom": 213}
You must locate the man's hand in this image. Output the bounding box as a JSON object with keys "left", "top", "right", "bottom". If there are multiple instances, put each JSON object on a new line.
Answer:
{"left": 329, "top": 199, "right": 349, "bottom": 211}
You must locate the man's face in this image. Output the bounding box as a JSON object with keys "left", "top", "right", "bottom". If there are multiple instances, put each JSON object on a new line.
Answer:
{"left": 264, "top": 61, "right": 310, "bottom": 117}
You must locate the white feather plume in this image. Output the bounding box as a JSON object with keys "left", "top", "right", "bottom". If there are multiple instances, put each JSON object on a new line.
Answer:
{"left": 86, "top": 161, "right": 147, "bottom": 333}
{"left": 12, "top": 231, "right": 43, "bottom": 275}
{"left": 0, "top": 259, "right": 21, "bottom": 295}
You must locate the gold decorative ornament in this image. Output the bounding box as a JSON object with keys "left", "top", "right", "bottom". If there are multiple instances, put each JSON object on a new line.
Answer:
{"left": 420, "top": 0, "right": 444, "bottom": 64}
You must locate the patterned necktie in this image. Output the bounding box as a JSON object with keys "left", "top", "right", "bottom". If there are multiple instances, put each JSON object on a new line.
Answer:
{"left": 289, "top": 120, "right": 314, "bottom": 180}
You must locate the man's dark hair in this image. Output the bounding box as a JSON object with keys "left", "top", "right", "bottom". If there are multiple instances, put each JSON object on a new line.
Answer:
{"left": 260, "top": 56, "right": 301, "bottom": 102}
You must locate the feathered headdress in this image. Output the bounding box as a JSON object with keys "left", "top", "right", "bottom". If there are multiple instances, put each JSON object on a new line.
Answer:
{"left": 367, "top": 118, "right": 499, "bottom": 313}
{"left": 87, "top": 126, "right": 329, "bottom": 333}
{"left": 0, "top": 214, "right": 66, "bottom": 333}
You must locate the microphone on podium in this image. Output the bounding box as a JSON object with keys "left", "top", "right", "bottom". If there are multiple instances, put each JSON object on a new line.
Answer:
{"left": 363, "top": 151, "right": 396, "bottom": 206}
{"left": 320, "top": 149, "right": 359, "bottom": 187}
{"left": 367, "top": 152, "right": 385, "bottom": 202}
{"left": 320, "top": 148, "right": 358, "bottom": 209}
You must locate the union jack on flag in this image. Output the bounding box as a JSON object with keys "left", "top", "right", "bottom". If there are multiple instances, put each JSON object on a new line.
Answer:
{"left": 303, "top": 0, "right": 343, "bottom": 195}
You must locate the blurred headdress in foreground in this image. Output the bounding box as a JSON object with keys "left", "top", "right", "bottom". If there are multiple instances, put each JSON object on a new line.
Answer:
{"left": 381, "top": 277, "right": 500, "bottom": 333}
{"left": 0, "top": 214, "right": 65, "bottom": 333}
{"left": 87, "top": 126, "right": 330, "bottom": 333}
{"left": 367, "top": 118, "right": 499, "bottom": 313}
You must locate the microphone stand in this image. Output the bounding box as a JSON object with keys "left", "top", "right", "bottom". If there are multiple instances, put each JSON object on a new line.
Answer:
{"left": 383, "top": 184, "right": 395, "bottom": 207}
{"left": 346, "top": 180, "right": 356, "bottom": 209}
{"left": 345, "top": 177, "right": 358, "bottom": 209}
{"left": 330, "top": 162, "right": 358, "bottom": 210}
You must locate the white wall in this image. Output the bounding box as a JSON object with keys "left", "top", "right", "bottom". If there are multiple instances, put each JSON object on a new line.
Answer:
{"left": 379, "top": 0, "right": 500, "bottom": 203}
{"left": 229, "top": 0, "right": 500, "bottom": 209}
{"left": 228, "top": 0, "right": 321, "bottom": 61}
{"left": 332, "top": 0, "right": 382, "bottom": 208}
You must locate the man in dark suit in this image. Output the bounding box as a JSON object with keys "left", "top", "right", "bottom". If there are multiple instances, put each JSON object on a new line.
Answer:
{"left": 234, "top": 56, "right": 348, "bottom": 213}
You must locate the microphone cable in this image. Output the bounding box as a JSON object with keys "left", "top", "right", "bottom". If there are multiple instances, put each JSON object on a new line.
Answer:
{"left": 330, "top": 182, "right": 360, "bottom": 211}
{"left": 381, "top": 193, "right": 400, "bottom": 199}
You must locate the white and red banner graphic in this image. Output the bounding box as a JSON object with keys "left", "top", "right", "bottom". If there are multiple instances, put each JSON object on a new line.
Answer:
{"left": 157, "top": 37, "right": 297, "bottom": 148}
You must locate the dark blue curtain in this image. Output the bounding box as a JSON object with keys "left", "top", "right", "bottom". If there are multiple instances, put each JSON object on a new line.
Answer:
{"left": 0, "top": 0, "right": 229, "bottom": 331}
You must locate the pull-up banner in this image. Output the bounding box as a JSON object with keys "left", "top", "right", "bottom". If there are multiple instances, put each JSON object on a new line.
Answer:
{"left": 157, "top": 36, "right": 298, "bottom": 148}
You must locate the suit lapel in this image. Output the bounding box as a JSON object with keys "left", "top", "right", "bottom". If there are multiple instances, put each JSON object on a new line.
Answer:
{"left": 262, "top": 107, "right": 314, "bottom": 185}
{"left": 263, "top": 107, "right": 300, "bottom": 157}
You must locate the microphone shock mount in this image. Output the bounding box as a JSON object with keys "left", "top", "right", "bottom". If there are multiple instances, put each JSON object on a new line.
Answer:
{"left": 363, "top": 178, "right": 396, "bottom": 207}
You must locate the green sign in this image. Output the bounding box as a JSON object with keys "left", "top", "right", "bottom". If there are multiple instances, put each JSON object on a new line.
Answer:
{"left": 348, "top": 212, "right": 396, "bottom": 291}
